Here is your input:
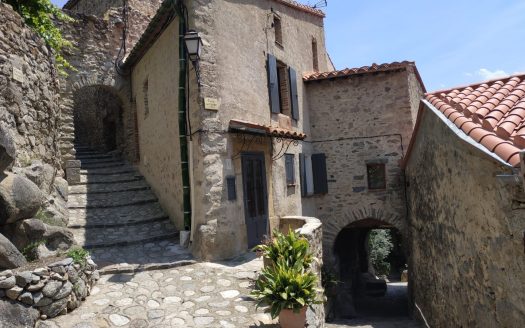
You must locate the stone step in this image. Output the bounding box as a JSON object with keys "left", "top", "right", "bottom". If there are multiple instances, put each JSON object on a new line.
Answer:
{"left": 79, "top": 229, "right": 179, "bottom": 250}
{"left": 75, "top": 154, "right": 114, "bottom": 160}
{"left": 68, "top": 189, "right": 157, "bottom": 208}
{"left": 78, "top": 157, "right": 121, "bottom": 165}
{"left": 78, "top": 173, "right": 143, "bottom": 185}
{"left": 80, "top": 167, "right": 136, "bottom": 175}
{"left": 69, "top": 202, "right": 167, "bottom": 224}
{"left": 68, "top": 198, "right": 157, "bottom": 210}
{"left": 69, "top": 214, "right": 169, "bottom": 229}
{"left": 80, "top": 161, "right": 126, "bottom": 169}
{"left": 72, "top": 218, "right": 177, "bottom": 248}
{"left": 69, "top": 180, "right": 151, "bottom": 194}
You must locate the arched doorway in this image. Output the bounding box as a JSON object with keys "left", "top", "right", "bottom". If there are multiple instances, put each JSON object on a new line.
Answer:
{"left": 328, "top": 218, "right": 409, "bottom": 320}
{"left": 72, "top": 86, "right": 124, "bottom": 152}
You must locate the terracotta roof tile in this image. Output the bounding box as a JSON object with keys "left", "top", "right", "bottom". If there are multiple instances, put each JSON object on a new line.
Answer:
{"left": 272, "top": 0, "right": 325, "bottom": 18}
{"left": 229, "top": 119, "right": 306, "bottom": 140}
{"left": 303, "top": 61, "right": 425, "bottom": 91}
{"left": 426, "top": 73, "right": 525, "bottom": 166}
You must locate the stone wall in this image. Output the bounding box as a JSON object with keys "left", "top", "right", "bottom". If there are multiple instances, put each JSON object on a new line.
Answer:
{"left": 186, "top": 0, "right": 331, "bottom": 260}
{"left": 131, "top": 19, "right": 185, "bottom": 231}
{"left": 0, "top": 2, "right": 61, "bottom": 170}
{"left": 405, "top": 103, "right": 525, "bottom": 327}
{"left": 0, "top": 256, "right": 99, "bottom": 322}
{"left": 279, "top": 216, "right": 324, "bottom": 328}
{"left": 304, "top": 68, "right": 422, "bottom": 266}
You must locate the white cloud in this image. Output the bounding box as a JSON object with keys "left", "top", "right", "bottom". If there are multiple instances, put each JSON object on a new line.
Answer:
{"left": 476, "top": 68, "right": 508, "bottom": 80}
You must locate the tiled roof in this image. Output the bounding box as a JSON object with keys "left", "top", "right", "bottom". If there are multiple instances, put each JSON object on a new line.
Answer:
{"left": 426, "top": 73, "right": 525, "bottom": 167}
{"left": 272, "top": 0, "right": 325, "bottom": 18}
{"left": 303, "top": 61, "right": 418, "bottom": 82}
{"left": 229, "top": 119, "right": 307, "bottom": 140}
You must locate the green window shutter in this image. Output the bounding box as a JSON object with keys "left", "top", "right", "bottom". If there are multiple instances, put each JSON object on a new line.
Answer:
{"left": 299, "top": 153, "right": 307, "bottom": 197}
{"left": 288, "top": 67, "right": 299, "bottom": 120}
{"left": 312, "top": 153, "right": 328, "bottom": 194}
{"left": 267, "top": 54, "right": 280, "bottom": 114}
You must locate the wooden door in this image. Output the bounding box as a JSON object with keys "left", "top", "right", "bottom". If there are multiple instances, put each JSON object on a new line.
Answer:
{"left": 242, "top": 153, "right": 269, "bottom": 248}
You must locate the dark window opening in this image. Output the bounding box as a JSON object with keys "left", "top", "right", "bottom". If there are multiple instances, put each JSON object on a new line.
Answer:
{"left": 367, "top": 163, "right": 386, "bottom": 190}
{"left": 285, "top": 154, "right": 295, "bottom": 185}
{"left": 312, "top": 38, "right": 319, "bottom": 72}
{"left": 274, "top": 15, "right": 283, "bottom": 46}
{"left": 277, "top": 61, "right": 291, "bottom": 116}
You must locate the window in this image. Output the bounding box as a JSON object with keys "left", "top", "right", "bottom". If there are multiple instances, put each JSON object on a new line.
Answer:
{"left": 285, "top": 154, "right": 295, "bottom": 185}
{"left": 312, "top": 38, "right": 319, "bottom": 72}
{"left": 300, "top": 153, "right": 328, "bottom": 196}
{"left": 267, "top": 54, "right": 299, "bottom": 120}
{"left": 367, "top": 163, "right": 386, "bottom": 190}
{"left": 143, "top": 79, "right": 149, "bottom": 117}
{"left": 274, "top": 15, "right": 283, "bottom": 46}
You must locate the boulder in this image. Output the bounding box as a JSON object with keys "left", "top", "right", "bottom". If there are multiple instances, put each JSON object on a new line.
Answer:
{"left": 43, "top": 224, "right": 75, "bottom": 251}
{"left": 0, "top": 298, "right": 39, "bottom": 328}
{"left": 13, "top": 160, "right": 55, "bottom": 193}
{"left": 52, "top": 177, "right": 68, "bottom": 202}
{"left": 0, "top": 123, "right": 16, "bottom": 172}
{"left": 0, "top": 233, "right": 26, "bottom": 269}
{"left": 39, "top": 297, "right": 68, "bottom": 318}
{"left": 0, "top": 173, "right": 45, "bottom": 225}
{"left": 4, "top": 219, "right": 74, "bottom": 254}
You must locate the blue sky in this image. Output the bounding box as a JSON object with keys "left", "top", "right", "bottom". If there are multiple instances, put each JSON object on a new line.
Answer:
{"left": 51, "top": 0, "right": 525, "bottom": 91}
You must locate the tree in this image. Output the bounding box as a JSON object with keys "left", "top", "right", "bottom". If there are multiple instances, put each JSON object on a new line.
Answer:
{"left": 6, "top": 0, "right": 74, "bottom": 75}
{"left": 368, "top": 229, "right": 393, "bottom": 276}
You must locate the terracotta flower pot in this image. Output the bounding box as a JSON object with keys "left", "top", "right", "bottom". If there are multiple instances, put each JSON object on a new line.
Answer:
{"left": 279, "top": 306, "right": 307, "bottom": 328}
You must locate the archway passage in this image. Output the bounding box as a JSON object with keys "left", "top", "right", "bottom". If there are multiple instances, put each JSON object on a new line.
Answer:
{"left": 73, "top": 86, "right": 124, "bottom": 152}
{"left": 329, "top": 218, "right": 409, "bottom": 320}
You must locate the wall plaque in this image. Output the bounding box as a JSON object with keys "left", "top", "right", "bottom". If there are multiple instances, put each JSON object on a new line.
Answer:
{"left": 12, "top": 67, "right": 24, "bottom": 83}
{"left": 204, "top": 97, "right": 220, "bottom": 111}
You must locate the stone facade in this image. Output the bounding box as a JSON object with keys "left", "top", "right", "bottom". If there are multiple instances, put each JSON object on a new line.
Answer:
{"left": 405, "top": 102, "right": 525, "bottom": 327}
{"left": 304, "top": 67, "right": 424, "bottom": 267}
{"left": 0, "top": 2, "right": 61, "bottom": 170}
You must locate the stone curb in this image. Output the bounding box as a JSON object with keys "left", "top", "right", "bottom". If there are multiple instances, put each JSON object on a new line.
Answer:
{"left": 98, "top": 260, "right": 197, "bottom": 275}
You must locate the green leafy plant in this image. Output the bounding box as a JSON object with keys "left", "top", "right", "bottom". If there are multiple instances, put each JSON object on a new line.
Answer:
{"left": 254, "top": 229, "right": 313, "bottom": 269}
{"left": 67, "top": 247, "right": 89, "bottom": 266}
{"left": 6, "top": 0, "right": 75, "bottom": 75}
{"left": 251, "top": 260, "right": 321, "bottom": 319}
{"left": 368, "top": 229, "right": 394, "bottom": 276}
{"left": 22, "top": 239, "right": 46, "bottom": 262}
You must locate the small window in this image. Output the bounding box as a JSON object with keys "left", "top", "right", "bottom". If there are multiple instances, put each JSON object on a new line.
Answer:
{"left": 274, "top": 15, "right": 283, "bottom": 46}
{"left": 300, "top": 153, "right": 328, "bottom": 196}
{"left": 143, "top": 79, "right": 149, "bottom": 117}
{"left": 226, "top": 176, "right": 237, "bottom": 200}
{"left": 285, "top": 154, "right": 295, "bottom": 185}
{"left": 312, "top": 38, "right": 319, "bottom": 72}
{"left": 367, "top": 163, "right": 386, "bottom": 190}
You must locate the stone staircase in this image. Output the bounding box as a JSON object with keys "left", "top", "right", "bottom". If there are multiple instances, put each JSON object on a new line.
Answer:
{"left": 68, "top": 146, "right": 194, "bottom": 274}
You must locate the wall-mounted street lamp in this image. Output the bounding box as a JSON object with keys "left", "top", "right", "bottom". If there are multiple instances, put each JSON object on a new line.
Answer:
{"left": 183, "top": 30, "right": 203, "bottom": 86}
{"left": 184, "top": 30, "right": 203, "bottom": 63}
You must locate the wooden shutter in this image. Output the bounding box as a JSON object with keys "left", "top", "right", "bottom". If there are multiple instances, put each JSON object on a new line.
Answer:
{"left": 289, "top": 67, "right": 299, "bottom": 120}
{"left": 285, "top": 154, "right": 295, "bottom": 184}
{"left": 312, "top": 153, "right": 328, "bottom": 194}
{"left": 299, "top": 153, "right": 307, "bottom": 196}
{"left": 267, "top": 54, "right": 280, "bottom": 114}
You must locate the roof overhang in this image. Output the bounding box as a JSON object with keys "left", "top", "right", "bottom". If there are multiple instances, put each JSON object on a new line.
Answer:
{"left": 229, "top": 119, "right": 306, "bottom": 141}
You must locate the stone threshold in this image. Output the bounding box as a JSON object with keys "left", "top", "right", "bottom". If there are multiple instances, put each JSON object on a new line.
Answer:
{"left": 82, "top": 232, "right": 179, "bottom": 249}
{"left": 98, "top": 259, "right": 197, "bottom": 275}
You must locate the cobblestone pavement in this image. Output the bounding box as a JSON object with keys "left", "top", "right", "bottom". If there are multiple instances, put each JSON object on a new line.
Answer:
{"left": 37, "top": 256, "right": 279, "bottom": 328}
{"left": 68, "top": 148, "right": 191, "bottom": 274}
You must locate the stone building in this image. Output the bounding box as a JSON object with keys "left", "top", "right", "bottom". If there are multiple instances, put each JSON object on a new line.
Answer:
{"left": 405, "top": 74, "right": 525, "bottom": 326}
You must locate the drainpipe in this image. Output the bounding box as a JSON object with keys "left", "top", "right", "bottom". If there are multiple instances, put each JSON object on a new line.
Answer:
{"left": 177, "top": 1, "right": 192, "bottom": 233}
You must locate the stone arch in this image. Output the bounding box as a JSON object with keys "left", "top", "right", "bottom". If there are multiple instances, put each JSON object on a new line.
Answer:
{"left": 323, "top": 206, "right": 405, "bottom": 265}
{"left": 59, "top": 73, "right": 137, "bottom": 163}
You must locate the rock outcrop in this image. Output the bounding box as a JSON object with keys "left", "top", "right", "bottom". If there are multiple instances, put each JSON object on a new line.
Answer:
{"left": 0, "top": 233, "right": 27, "bottom": 269}
{"left": 0, "top": 173, "right": 45, "bottom": 225}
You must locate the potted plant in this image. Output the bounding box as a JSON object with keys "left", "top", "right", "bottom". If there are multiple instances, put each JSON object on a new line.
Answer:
{"left": 252, "top": 260, "right": 321, "bottom": 328}
{"left": 253, "top": 229, "right": 313, "bottom": 269}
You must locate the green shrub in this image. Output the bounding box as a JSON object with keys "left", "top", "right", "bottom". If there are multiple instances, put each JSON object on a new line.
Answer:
{"left": 254, "top": 229, "right": 312, "bottom": 269}
{"left": 67, "top": 247, "right": 89, "bottom": 266}
{"left": 34, "top": 209, "right": 66, "bottom": 227}
{"left": 251, "top": 260, "right": 321, "bottom": 319}
{"left": 22, "top": 240, "right": 46, "bottom": 262}
{"left": 368, "top": 229, "right": 394, "bottom": 276}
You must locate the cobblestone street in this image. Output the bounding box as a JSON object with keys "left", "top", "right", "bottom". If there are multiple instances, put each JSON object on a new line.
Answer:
{"left": 37, "top": 255, "right": 279, "bottom": 328}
